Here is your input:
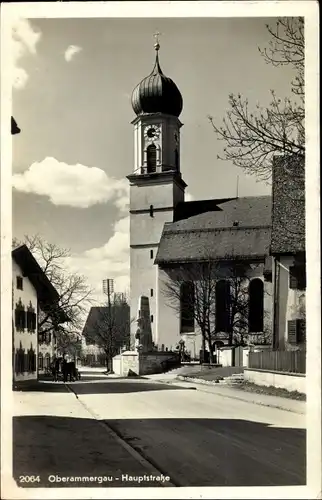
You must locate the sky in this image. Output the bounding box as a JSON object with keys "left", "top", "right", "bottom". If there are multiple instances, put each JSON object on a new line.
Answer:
{"left": 12, "top": 16, "right": 297, "bottom": 304}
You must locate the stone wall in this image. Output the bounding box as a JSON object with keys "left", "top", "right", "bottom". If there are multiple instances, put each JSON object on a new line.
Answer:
{"left": 119, "top": 350, "right": 180, "bottom": 376}
{"left": 139, "top": 351, "right": 180, "bottom": 375}
{"left": 244, "top": 368, "right": 306, "bottom": 394}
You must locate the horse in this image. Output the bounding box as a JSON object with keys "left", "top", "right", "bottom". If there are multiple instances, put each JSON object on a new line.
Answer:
{"left": 62, "top": 360, "right": 80, "bottom": 382}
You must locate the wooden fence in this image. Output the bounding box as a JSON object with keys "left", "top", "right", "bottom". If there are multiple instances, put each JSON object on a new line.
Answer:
{"left": 248, "top": 349, "right": 306, "bottom": 374}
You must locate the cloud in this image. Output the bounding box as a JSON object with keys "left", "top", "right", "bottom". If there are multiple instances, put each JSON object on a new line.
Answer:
{"left": 12, "top": 18, "right": 41, "bottom": 89}
{"left": 64, "top": 45, "right": 82, "bottom": 62}
{"left": 12, "top": 157, "right": 129, "bottom": 209}
{"left": 185, "top": 191, "right": 195, "bottom": 202}
{"left": 66, "top": 216, "right": 130, "bottom": 304}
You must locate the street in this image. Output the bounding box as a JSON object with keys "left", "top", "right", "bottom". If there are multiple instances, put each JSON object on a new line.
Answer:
{"left": 13, "top": 373, "right": 306, "bottom": 488}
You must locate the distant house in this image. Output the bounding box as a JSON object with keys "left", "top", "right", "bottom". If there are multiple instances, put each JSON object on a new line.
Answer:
{"left": 271, "top": 154, "right": 306, "bottom": 350}
{"left": 38, "top": 330, "right": 57, "bottom": 374}
{"left": 82, "top": 301, "right": 130, "bottom": 366}
{"left": 12, "top": 245, "right": 66, "bottom": 384}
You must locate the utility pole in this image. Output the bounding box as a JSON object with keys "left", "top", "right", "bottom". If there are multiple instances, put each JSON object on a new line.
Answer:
{"left": 103, "top": 279, "right": 114, "bottom": 371}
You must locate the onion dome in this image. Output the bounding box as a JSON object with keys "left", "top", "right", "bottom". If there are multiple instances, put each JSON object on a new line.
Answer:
{"left": 131, "top": 40, "right": 183, "bottom": 117}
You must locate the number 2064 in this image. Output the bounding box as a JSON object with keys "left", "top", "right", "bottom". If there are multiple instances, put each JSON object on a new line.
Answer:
{"left": 19, "top": 475, "right": 40, "bottom": 483}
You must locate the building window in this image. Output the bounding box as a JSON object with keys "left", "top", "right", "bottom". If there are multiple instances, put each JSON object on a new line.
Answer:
{"left": 26, "top": 302, "right": 36, "bottom": 332}
{"left": 215, "top": 280, "right": 231, "bottom": 332}
{"left": 150, "top": 288, "right": 154, "bottom": 297}
{"left": 15, "top": 342, "right": 25, "bottom": 374}
{"left": 150, "top": 249, "right": 154, "bottom": 259}
{"left": 38, "top": 352, "right": 43, "bottom": 371}
{"left": 15, "top": 299, "right": 26, "bottom": 331}
{"left": 27, "top": 344, "right": 36, "bottom": 373}
{"left": 147, "top": 144, "right": 157, "bottom": 173}
{"left": 248, "top": 278, "right": 264, "bottom": 332}
{"left": 16, "top": 276, "right": 23, "bottom": 290}
{"left": 149, "top": 205, "right": 154, "bottom": 217}
{"left": 45, "top": 353, "right": 51, "bottom": 369}
{"left": 180, "top": 281, "right": 194, "bottom": 332}
{"left": 288, "top": 319, "right": 306, "bottom": 344}
{"left": 150, "top": 314, "right": 154, "bottom": 323}
{"left": 289, "top": 265, "right": 306, "bottom": 290}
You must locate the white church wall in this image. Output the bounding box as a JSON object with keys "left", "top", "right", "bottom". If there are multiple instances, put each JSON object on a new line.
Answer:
{"left": 156, "top": 267, "right": 181, "bottom": 349}
{"left": 130, "top": 182, "right": 182, "bottom": 211}
{"left": 155, "top": 259, "right": 273, "bottom": 356}
{"left": 130, "top": 210, "right": 174, "bottom": 247}
{"left": 130, "top": 247, "right": 158, "bottom": 345}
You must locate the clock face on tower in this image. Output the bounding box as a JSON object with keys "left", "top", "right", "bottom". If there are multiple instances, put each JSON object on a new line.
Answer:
{"left": 144, "top": 125, "right": 160, "bottom": 140}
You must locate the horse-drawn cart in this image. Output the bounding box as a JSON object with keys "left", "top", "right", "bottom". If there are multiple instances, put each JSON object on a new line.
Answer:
{"left": 50, "top": 358, "right": 81, "bottom": 382}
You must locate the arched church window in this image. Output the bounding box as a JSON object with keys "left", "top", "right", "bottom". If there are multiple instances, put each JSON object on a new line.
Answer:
{"left": 215, "top": 280, "right": 231, "bottom": 332}
{"left": 147, "top": 144, "right": 157, "bottom": 173}
{"left": 180, "top": 281, "right": 194, "bottom": 332}
{"left": 248, "top": 279, "right": 264, "bottom": 332}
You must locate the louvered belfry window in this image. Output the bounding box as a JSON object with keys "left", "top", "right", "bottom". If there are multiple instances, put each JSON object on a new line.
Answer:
{"left": 147, "top": 145, "right": 157, "bottom": 173}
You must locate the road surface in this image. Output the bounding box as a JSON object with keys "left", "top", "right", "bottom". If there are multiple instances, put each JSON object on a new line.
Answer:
{"left": 13, "top": 374, "right": 306, "bottom": 488}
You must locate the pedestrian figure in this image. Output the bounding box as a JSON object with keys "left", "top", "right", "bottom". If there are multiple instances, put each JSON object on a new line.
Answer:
{"left": 62, "top": 357, "right": 68, "bottom": 382}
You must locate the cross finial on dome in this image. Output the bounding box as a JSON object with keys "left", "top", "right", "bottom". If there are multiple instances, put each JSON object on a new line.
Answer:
{"left": 153, "top": 31, "right": 161, "bottom": 51}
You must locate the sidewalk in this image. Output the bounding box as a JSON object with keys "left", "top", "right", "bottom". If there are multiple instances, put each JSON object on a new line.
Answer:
{"left": 12, "top": 388, "right": 172, "bottom": 488}
{"left": 178, "top": 379, "right": 306, "bottom": 414}
{"left": 144, "top": 375, "right": 306, "bottom": 415}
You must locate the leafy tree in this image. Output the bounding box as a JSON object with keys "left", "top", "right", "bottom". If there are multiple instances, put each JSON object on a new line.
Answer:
{"left": 209, "top": 18, "right": 304, "bottom": 181}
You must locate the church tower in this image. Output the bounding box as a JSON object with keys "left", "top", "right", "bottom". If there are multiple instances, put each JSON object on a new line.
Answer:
{"left": 127, "top": 38, "right": 186, "bottom": 348}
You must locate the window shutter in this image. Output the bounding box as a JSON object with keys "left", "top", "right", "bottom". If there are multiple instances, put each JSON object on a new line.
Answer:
{"left": 15, "top": 352, "right": 19, "bottom": 374}
{"left": 289, "top": 267, "right": 298, "bottom": 289}
{"left": 32, "top": 312, "right": 37, "bottom": 331}
{"left": 24, "top": 353, "right": 28, "bottom": 373}
{"left": 288, "top": 319, "right": 298, "bottom": 343}
{"left": 15, "top": 309, "right": 19, "bottom": 329}
{"left": 297, "top": 268, "right": 306, "bottom": 290}
{"left": 298, "top": 319, "right": 306, "bottom": 342}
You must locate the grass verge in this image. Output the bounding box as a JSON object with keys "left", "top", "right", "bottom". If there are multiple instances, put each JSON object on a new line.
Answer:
{"left": 232, "top": 381, "right": 306, "bottom": 401}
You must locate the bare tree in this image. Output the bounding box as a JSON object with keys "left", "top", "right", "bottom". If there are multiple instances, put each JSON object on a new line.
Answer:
{"left": 162, "top": 259, "right": 271, "bottom": 361}
{"left": 87, "top": 293, "right": 131, "bottom": 372}
{"left": 209, "top": 18, "right": 304, "bottom": 181}
{"left": 162, "top": 260, "right": 218, "bottom": 363}
{"left": 12, "top": 235, "right": 94, "bottom": 353}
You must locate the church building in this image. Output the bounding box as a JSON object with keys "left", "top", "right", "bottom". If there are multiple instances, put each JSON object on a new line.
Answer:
{"left": 127, "top": 41, "right": 304, "bottom": 359}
